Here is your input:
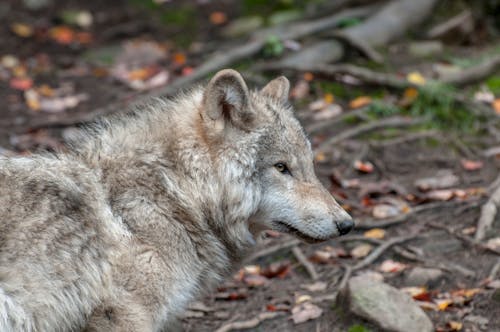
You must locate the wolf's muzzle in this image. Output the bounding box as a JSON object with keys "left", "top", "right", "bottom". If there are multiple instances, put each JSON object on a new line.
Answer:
{"left": 337, "top": 218, "right": 354, "bottom": 235}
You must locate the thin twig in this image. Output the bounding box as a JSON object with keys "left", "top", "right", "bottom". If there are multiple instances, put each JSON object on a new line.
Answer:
{"left": 352, "top": 234, "right": 418, "bottom": 271}
{"left": 215, "top": 312, "right": 283, "bottom": 332}
{"left": 428, "top": 222, "right": 500, "bottom": 256}
{"left": 292, "top": 246, "right": 319, "bottom": 280}
{"left": 317, "top": 116, "right": 424, "bottom": 152}
{"left": 355, "top": 201, "right": 468, "bottom": 230}
{"left": 245, "top": 238, "right": 300, "bottom": 263}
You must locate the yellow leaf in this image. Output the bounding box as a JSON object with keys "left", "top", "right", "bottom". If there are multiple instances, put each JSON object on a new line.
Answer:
{"left": 349, "top": 96, "right": 372, "bottom": 109}
{"left": 11, "top": 23, "right": 33, "bottom": 38}
{"left": 323, "top": 93, "right": 334, "bottom": 104}
{"left": 363, "top": 228, "right": 386, "bottom": 239}
{"left": 436, "top": 299, "right": 453, "bottom": 311}
{"left": 407, "top": 71, "right": 426, "bottom": 86}
{"left": 314, "top": 152, "right": 326, "bottom": 163}
{"left": 492, "top": 98, "right": 500, "bottom": 114}
{"left": 447, "top": 321, "right": 463, "bottom": 331}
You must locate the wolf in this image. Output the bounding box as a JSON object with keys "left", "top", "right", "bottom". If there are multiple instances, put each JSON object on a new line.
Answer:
{"left": 0, "top": 69, "right": 353, "bottom": 331}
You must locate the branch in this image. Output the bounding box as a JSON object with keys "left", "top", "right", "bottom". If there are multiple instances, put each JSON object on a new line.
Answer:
{"left": 292, "top": 246, "right": 319, "bottom": 280}
{"left": 316, "top": 116, "right": 424, "bottom": 152}
{"left": 475, "top": 174, "right": 500, "bottom": 241}
{"left": 352, "top": 234, "right": 418, "bottom": 271}
{"left": 215, "top": 312, "right": 283, "bottom": 332}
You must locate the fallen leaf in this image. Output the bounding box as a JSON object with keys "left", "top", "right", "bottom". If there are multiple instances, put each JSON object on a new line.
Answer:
{"left": 400, "top": 286, "right": 428, "bottom": 298}
{"left": 407, "top": 71, "right": 426, "bottom": 85}
{"left": 372, "top": 204, "right": 400, "bottom": 219}
{"left": 261, "top": 261, "right": 291, "bottom": 279}
{"left": 474, "top": 90, "right": 494, "bottom": 103}
{"left": 303, "top": 72, "right": 314, "bottom": 81}
{"left": 349, "top": 96, "right": 372, "bottom": 109}
{"left": 173, "top": 52, "right": 186, "bottom": 66}
{"left": 215, "top": 290, "right": 248, "bottom": 301}
{"left": 353, "top": 160, "right": 374, "bottom": 173}
{"left": 493, "top": 98, "right": 500, "bottom": 114}
{"left": 378, "top": 259, "right": 407, "bottom": 273}
{"left": 312, "top": 104, "right": 342, "bottom": 120}
{"left": 436, "top": 299, "right": 453, "bottom": 311}
{"left": 486, "top": 237, "right": 500, "bottom": 250}
{"left": 290, "top": 80, "right": 309, "bottom": 99}
{"left": 210, "top": 11, "right": 227, "bottom": 25}
{"left": 447, "top": 321, "right": 463, "bottom": 331}
{"left": 295, "top": 294, "right": 312, "bottom": 304}
{"left": 39, "top": 93, "right": 88, "bottom": 113}
{"left": 461, "top": 159, "right": 483, "bottom": 171}
{"left": 399, "top": 87, "right": 419, "bottom": 107}
{"left": 301, "top": 281, "right": 327, "bottom": 292}
{"left": 1, "top": 55, "right": 19, "bottom": 68}
{"left": 350, "top": 244, "right": 373, "bottom": 259}
{"left": 182, "top": 66, "right": 194, "bottom": 76}
{"left": 49, "top": 26, "right": 76, "bottom": 44}
{"left": 10, "top": 23, "right": 33, "bottom": 38}
{"left": 243, "top": 265, "right": 261, "bottom": 275}
{"left": 291, "top": 302, "right": 323, "bottom": 324}
{"left": 486, "top": 279, "right": 500, "bottom": 289}
{"left": 24, "top": 89, "right": 40, "bottom": 111}
{"left": 10, "top": 77, "right": 33, "bottom": 91}
{"left": 363, "top": 228, "right": 386, "bottom": 239}
{"left": 426, "top": 189, "right": 454, "bottom": 201}
{"left": 415, "top": 170, "right": 459, "bottom": 191}
{"left": 323, "top": 93, "right": 334, "bottom": 104}
{"left": 243, "top": 274, "right": 269, "bottom": 287}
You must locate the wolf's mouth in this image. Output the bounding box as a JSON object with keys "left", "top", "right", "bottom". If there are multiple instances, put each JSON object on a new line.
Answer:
{"left": 274, "top": 221, "right": 326, "bottom": 244}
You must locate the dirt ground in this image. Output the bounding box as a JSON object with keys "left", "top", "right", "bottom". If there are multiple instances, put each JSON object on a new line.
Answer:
{"left": 1, "top": 1, "right": 499, "bottom": 331}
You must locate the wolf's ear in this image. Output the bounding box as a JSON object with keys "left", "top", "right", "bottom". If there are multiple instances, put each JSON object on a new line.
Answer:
{"left": 261, "top": 76, "right": 290, "bottom": 104}
{"left": 203, "top": 69, "right": 254, "bottom": 130}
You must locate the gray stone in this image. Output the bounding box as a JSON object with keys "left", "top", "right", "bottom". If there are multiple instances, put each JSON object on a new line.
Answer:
{"left": 405, "top": 267, "right": 444, "bottom": 287}
{"left": 343, "top": 275, "right": 433, "bottom": 332}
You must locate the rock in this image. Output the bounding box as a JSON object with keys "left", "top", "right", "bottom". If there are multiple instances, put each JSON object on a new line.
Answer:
{"left": 405, "top": 267, "right": 444, "bottom": 288}
{"left": 464, "top": 315, "right": 489, "bottom": 330}
{"left": 341, "top": 275, "right": 433, "bottom": 332}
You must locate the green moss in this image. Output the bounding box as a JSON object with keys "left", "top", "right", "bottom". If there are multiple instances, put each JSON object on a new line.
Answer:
{"left": 348, "top": 324, "right": 372, "bottom": 332}
{"left": 486, "top": 76, "right": 500, "bottom": 94}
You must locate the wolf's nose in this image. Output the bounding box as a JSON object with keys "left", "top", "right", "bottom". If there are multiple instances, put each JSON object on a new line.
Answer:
{"left": 337, "top": 218, "right": 354, "bottom": 235}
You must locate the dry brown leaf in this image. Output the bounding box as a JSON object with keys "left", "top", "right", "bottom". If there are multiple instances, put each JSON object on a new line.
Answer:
{"left": 210, "top": 11, "right": 227, "bottom": 25}
{"left": 11, "top": 23, "right": 33, "bottom": 38}
{"left": 350, "top": 244, "right": 373, "bottom": 259}
{"left": 349, "top": 96, "right": 372, "bottom": 109}
{"left": 363, "top": 228, "right": 386, "bottom": 239}
{"left": 353, "top": 160, "right": 374, "bottom": 173}
{"left": 447, "top": 321, "right": 463, "bottom": 331}
{"left": 243, "top": 274, "right": 269, "bottom": 287}
{"left": 493, "top": 98, "right": 500, "bottom": 114}
{"left": 372, "top": 204, "right": 400, "bottom": 219}
{"left": 378, "top": 259, "right": 407, "bottom": 273}
{"left": 461, "top": 159, "right": 483, "bottom": 171}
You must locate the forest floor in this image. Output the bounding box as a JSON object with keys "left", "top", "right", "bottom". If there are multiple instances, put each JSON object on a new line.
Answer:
{"left": 1, "top": 1, "right": 499, "bottom": 331}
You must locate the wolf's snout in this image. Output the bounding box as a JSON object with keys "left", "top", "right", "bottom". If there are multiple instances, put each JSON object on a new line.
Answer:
{"left": 336, "top": 218, "right": 354, "bottom": 235}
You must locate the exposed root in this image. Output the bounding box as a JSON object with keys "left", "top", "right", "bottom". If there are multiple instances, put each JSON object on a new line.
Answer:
{"left": 215, "top": 312, "right": 283, "bottom": 332}
{"left": 475, "top": 174, "right": 500, "bottom": 241}
{"left": 292, "top": 246, "right": 319, "bottom": 280}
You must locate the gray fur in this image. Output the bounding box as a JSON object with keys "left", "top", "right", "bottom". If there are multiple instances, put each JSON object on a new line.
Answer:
{"left": 0, "top": 69, "right": 352, "bottom": 331}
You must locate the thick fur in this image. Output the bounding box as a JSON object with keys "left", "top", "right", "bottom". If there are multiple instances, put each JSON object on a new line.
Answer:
{"left": 0, "top": 70, "right": 352, "bottom": 331}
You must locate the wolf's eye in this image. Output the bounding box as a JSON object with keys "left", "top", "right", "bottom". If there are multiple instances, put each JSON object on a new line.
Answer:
{"left": 274, "top": 163, "right": 291, "bottom": 175}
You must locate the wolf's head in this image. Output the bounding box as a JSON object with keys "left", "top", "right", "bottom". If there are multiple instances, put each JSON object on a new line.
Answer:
{"left": 202, "top": 69, "right": 353, "bottom": 243}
